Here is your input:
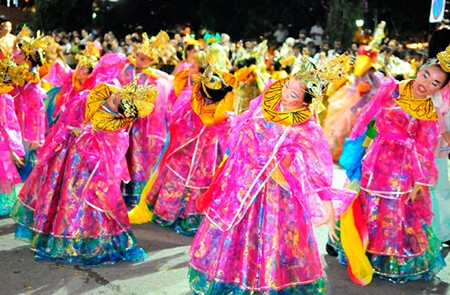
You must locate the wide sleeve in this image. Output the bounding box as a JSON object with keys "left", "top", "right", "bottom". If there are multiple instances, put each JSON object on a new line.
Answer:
{"left": 412, "top": 119, "right": 439, "bottom": 186}
{"left": 350, "top": 76, "right": 396, "bottom": 139}
{"left": 278, "top": 121, "right": 356, "bottom": 223}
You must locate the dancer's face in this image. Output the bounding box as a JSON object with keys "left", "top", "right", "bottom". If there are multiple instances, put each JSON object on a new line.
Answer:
{"left": 135, "top": 52, "right": 153, "bottom": 69}
{"left": 75, "top": 65, "right": 90, "bottom": 82}
{"left": 107, "top": 92, "right": 121, "bottom": 113}
{"left": 412, "top": 64, "right": 448, "bottom": 98}
{"left": 281, "top": 78, "right": 306, "bottom": 111}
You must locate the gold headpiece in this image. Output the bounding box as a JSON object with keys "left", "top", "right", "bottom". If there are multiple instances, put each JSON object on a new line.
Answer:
{"left": 184, "top": 34, "right": 203, "bottom": 47}
{"left": 17, "top": 27, "right": 48, "bottom": 61}
{"left": 0, "top": 57, "right": 27, "bottom": 92}
{"left": 75, "top": 42, "right": 100, "bottom": 68}
{"left": 195, "top": 43, "right": 230, "bottom": 71}
{"left": 437, "top": 45, "right": 450, "bottom": 73}
{"left": 191, "top": 65, "right": 236, "bottom": 101}
{"left": 293, "top": 54, "right": 352, "bottom": 113}
{"left": 138, "top": 31, "right": 170, "bottom": 60}
{"left": 192, "top": 66, "right": 223, "bottom": 90}
{"left": 119, "top": 79, "right": 158, "bottom": 118}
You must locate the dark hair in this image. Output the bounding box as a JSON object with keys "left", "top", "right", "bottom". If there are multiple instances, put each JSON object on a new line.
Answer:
{"left": 184, "top": 44, "right": 197, "bottom": 59}
{"left": 273, "top": 60, "right": 282, "bottom": 71}
{"left": 303, "top": 88, "right": 314, "bottom": 105}
{"left": 200, "top": 75, "right": 233, "bottom": 102}
{"left": 428, "top": 27, "right": 450, "bottom": 58}
{"left": 118, "top": 100, "right": 139, "bottom": 118}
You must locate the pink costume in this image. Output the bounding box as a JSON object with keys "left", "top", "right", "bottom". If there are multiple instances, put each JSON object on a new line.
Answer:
{"left": 11, "top": 83, "right": 148, "bottom": 266}
{"left": 45, "top": 53, "right": 128, "bottom": 126}
{"left": 0, "top": 93, "right": 25, "bottom": 216}
{"left": 12, "top": 77, "right": 47, "bottom": 145}
{"left": 118, "top": 58, "right": 173, "bottom": 204}
{"left": 141, "top": 70, "right": 235, "bottom": 235}
{"left": 188, "top": 84, "right": 355, "bottom": 293}
{"left": 345, "top": 77, "right": 445, "bottom": 282}
{"left": 323, "top": 69, "right": 384, "bottom": 162}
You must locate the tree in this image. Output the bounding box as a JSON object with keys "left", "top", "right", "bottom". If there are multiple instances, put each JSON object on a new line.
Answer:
{"left": 326, "top": 0, "right": 364, "bottom": 49}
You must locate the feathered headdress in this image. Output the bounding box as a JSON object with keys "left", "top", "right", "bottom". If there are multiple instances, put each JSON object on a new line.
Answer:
{"left": 293, "top": 54, "right": 352, "bottom": 114}
{"left": 119, "top": 78, "right": 158, "bottom": 118}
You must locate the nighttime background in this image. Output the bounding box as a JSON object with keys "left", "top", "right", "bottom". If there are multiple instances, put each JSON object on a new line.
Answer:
{"left": 0, "top": 0, "right": 447, "bottom": 48}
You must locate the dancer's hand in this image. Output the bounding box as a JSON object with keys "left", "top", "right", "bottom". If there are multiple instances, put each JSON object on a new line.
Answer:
{"left": 407, "top": 183, "right": 422, "bottom": 203}
{"left": 316, "top": 200, "right": 339, "bottom": 243}
{"left": 29, "top": 141, "right": 41, "bottom": 151}
{"left": 10, "top": 151, "right": 24, "bottom": 167}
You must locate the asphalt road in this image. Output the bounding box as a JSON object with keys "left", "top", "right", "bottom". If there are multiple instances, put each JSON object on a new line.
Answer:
{"left": 0, "top": 167, "right": 449, "bottom": 295}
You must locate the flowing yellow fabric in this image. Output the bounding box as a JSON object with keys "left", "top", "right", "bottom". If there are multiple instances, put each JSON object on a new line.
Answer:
{"left": 128, "top": 169, "right": 156, "bottom": 224}
{"left": 341, "top": 180, "right": 373, "bottom": 286}
{"left": 190, "top": 69, "right": 236, "bottom": 126}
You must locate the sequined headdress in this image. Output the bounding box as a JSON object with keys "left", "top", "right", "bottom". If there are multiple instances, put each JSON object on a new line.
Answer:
{"left": 118, "top": 79, "right": 158, "bottom": 118}
{"left": 0, "top": 57, "right": 28, "bottom": 92}
{"left": 293, "top": 54, "right": 352, "bottom": 113}
{"left": 138, "top": 31, "right": 170, "bottom": 61}
{"left": 437, "top": 45, "right": 450, "bottom": 73}
{"left": 17, "top": 26, "right": 47, "bottom": 62}
{"left": 75, "top": 42, "right": 100, "bottom": 69}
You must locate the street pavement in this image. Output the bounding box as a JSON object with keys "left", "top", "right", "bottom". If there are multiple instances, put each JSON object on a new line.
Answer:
{"left": 0, "top": 166, "right": 449, "bottom": 295}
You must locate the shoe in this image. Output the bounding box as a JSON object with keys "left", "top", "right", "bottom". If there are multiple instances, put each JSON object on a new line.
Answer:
{"left": 326, "top": 243, "right": 338, "bottom": 257}
{"left": 443, "top": 240, "right": 450, "bottom": 247}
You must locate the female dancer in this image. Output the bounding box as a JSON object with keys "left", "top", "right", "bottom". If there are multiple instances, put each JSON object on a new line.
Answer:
{"left": 188, "top": 55, "right": 355, "bottom": 293}
{"left": 11, "top": 81, "right": 158, "bottom": 266}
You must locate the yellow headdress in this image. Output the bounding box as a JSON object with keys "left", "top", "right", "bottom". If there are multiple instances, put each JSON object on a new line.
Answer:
{"left": 17, "top": 28, "right": 48, "bottom": 57}
{"left": 118, "top": 79, "right": 159, "bottom": 118}
{"left": 293, "top": 54, "right": 352, "bottom": 114}
{"left": 75, "top": 42, "right": 100, "bottom": 69}
{"left": 195, "top": 43, "right": 231, "bottom": 71}
{"left": 191, "top": 65, "right": 236, "bottom": 100}
{"left": 437, "top": 45, "right": 450, "bottom": 73}
{"left": 0, "top": 57, "right": 27, "bottom": 92}
{"left": 137, "top": 31, "right": 170, "bottom": 61}
{"left": 184, "top": 34, "right": 203, "bottom": 47}
{"left": 17, "top": 27, "right": 48, "bottom": 66}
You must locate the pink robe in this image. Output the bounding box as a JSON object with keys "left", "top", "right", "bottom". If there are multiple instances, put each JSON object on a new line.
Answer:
{"left": 0, "top": 93, "right": 24, "bottom": 215}
{"left": 348, "top": 76, "right": 445, "bottom": 281}
{"left": 189, "top": 95, "right": 355, "bottom": 292}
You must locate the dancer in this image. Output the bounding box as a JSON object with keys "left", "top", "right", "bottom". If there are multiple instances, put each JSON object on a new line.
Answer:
{"left": 188, "top": 55, "right": 355, "bottom": 293}
{"left": 11, "top": 28, "right": 49, "bottom": 180}
{"left": 338, "top": 47, "right": 450, "bottom": 284}
{"left": 323, "top": 45, "right": 384, "bottom": 161}
{"left": 429, "top": 33, "right": 450, "bottom": 245}
{"left": 0, "top": 57, "right": 28, "bottom": 216}
{"left": 118, "top": 31, "right": 173, "bottom": 207}
{"left": 11, "top": 80, "right": 158, "bottom": 266}
{"left": 45, "top": 42, "right": 101, "bottom": 126}
{"left": 130, "top": 65, "right": 236, "bottom": 235}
